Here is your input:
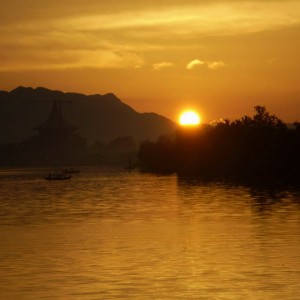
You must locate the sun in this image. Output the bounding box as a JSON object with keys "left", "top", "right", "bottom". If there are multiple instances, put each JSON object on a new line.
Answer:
{"left": 179, "top": 110, "right": 201, "bottom": 126}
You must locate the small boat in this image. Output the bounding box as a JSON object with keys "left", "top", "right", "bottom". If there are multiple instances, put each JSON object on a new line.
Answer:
{"left": 44, "top": 172, "right": 72, "bottom": 180}
{"left": 62, "top": 168, "right": 79, "bottom": 174}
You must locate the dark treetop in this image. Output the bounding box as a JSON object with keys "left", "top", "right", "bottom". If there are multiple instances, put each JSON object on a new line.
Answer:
{"left": 138, "top": 106, "right": 300, "bottom": 184}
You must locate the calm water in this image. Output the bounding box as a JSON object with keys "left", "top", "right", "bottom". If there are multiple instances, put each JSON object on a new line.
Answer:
{"left": 0, "top": 167, "right": 300, "bottom": 299}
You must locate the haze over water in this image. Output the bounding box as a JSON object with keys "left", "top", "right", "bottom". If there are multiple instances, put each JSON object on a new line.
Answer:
{"left": 0, "top": 167, "right": 300, "bottom": 299}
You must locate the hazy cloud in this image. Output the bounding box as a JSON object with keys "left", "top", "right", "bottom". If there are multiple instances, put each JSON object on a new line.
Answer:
{"left": 207, "top": 61, "right": 226, "bottom": 70}
{"left": 186, "top": 59, "right": 205, "bottom": 70}
{"left": 153, "top": 62, "right": 174, "bottom": 70}
{"left": 0, "top": 49, "right": 145, "bottom": 71}
{"left": 58, "top": 2, "right": 300, "bottom": 37}
{"left": 186, "top": 59, "right": 226, "bottom": 70}
{"left": 0, "top": 1, "right": 299, "bottom": 72}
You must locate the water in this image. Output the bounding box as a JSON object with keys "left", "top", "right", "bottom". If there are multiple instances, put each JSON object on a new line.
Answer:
{"left": 0, "top": 167, "right": 300, "bottom": 299}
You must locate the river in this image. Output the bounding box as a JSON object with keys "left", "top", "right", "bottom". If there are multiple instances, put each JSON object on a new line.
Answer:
{"left": 0, "top": 167, "right": 300, "bottom": 299}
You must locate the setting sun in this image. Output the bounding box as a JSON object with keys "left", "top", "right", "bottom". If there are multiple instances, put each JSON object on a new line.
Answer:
{"left": 179, "top": 111, "right": 201, "bottom": 126}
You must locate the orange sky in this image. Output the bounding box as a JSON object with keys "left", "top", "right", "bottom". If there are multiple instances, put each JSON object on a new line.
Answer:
{"left": 0, "top": 0, "right": 299, "bottom": 123}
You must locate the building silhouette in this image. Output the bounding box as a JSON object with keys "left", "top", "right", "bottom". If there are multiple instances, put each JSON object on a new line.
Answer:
{"left": 22, "top": 101, "right": 87, "bottom": 166}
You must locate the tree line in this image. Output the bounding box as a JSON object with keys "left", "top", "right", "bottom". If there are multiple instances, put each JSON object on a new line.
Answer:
{"left": 138, "top": 106, "right": 300, "bottom": 183}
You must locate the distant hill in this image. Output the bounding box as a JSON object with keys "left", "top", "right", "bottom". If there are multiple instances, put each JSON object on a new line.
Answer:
{"left": 0, "top": 86, "right": 176, "bottom": 144}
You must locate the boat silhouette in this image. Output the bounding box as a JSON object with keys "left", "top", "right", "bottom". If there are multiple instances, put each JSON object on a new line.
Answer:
{"left": 44, "top": 172, "right": 72, "bottom": 180}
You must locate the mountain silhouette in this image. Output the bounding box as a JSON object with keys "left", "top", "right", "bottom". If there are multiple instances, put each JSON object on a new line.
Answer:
{"left": 0, "top": 86, "right": 176, "bottom": 144}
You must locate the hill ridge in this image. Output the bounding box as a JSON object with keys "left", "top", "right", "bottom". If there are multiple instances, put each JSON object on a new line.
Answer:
{"left": 0, "top": 86, "right": 176, "bottom": 144}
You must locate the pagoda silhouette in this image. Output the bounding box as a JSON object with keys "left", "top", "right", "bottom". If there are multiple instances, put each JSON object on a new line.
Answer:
{"left": 21, "top": 101, "right": 88, "bottom": 166}
{"left": 35, "top": 101, "right": 77, "bottom": 140}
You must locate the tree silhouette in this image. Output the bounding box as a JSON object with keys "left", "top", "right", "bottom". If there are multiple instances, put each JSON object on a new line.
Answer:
{"left": 138, "top": 106, "right": 300, "bottom": 183}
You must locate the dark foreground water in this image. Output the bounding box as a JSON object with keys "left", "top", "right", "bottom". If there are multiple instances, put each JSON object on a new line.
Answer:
{"left": 0, "top": 167, "right": 300, "bottom": 299}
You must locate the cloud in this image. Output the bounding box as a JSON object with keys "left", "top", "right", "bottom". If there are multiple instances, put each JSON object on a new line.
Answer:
{"left": 186, "top": 59, "right": 205, "bottom": 70}
{"left": 56, "top": 1, "right": 300, "bottom": 39}
{"left": 153, "top": 62, "right": 174, "bottom": 70}
{"left": 186, "top": 59, "right": 226, "bottom": 70}
{"left": 1, "top": 1, "right": 299, "bottom": 72}
{"left": 0, "top": 49, "right": 145, "bottom": 71}
{"left": 207, "top": 61, "right": 226, "bottom": 70}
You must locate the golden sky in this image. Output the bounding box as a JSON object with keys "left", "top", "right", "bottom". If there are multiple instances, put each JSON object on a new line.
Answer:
{"left": 1, "top": 0, "right": 300, "bottom": 122}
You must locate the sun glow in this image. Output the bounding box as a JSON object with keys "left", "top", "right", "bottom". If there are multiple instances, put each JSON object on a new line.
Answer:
{"left": 179, "top": 110, "right": 201, "bottom": 126}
